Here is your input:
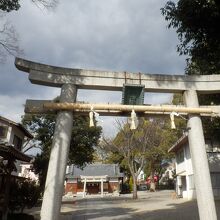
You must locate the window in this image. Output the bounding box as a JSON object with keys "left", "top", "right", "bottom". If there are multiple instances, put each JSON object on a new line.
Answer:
{"left": 176, "top": 149, "right": 184, "bottom": 164}
{"left": 87, "top": 183, "right": 99, "bottom": 187}
{"left": 13, "top": 135, "right": 22, "bottom": 150}
{"left": 0, "top": 125, "right": 8, "bottom": 138}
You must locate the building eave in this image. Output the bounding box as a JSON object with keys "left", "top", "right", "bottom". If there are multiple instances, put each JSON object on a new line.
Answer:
{"left": 168, "top": 134, "right": 188, "bottom": 153}
{"left": 0, "top": 116, "right": 33, "bottom": 139}
{"left": 66, "top": 174, "right": 123, "bottom": 179}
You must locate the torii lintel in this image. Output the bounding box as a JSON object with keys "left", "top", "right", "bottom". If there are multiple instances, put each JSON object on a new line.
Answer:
{"left": 15, "top": 57, "right": 220, "bottom": 93}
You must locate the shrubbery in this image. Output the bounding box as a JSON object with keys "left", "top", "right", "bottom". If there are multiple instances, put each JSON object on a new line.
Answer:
{"left": 9, "top": 179, "right": 41, "bottom": 213}
{"left": 121, "top": 183, "right": 130, "bottom": 194}
{"left": 7, "top": 213, "right": 35, "bottom": 220}
{"left": 129, "top": 177, "right": 133, "bottom": 192}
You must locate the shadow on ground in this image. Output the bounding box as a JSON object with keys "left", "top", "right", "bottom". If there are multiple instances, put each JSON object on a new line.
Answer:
{"left": 61, "top": 200, "right": 220, "bottom": 220}
{"left": 130, "top": 201, "right": 200, "bottom": 220}
{"left": 62, "top": 207, "right": 136, "bottom": 220}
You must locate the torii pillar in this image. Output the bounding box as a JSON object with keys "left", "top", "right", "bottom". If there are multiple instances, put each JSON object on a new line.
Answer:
{"left": 40, "top": 84, "right": 77, "bottom": 220}
{"left": 184, "top": 90, "right": 217, "bottom": 220}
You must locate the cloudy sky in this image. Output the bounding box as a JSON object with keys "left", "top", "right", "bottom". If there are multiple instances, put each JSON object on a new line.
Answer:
{"left": 0, "top": 0, "right": 186, "bottom": 137}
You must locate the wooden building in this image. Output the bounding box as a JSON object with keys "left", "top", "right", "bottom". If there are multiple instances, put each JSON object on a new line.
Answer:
{"left": 65, "top": 163, "right": 124, "bottom": 197}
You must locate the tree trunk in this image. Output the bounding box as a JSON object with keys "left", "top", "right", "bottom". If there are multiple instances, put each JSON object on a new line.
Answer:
{"left": 132, "top": 175, "right": 138, "bottom": 199}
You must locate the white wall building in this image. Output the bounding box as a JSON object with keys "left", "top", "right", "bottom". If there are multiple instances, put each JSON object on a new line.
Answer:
{"left": 0, "top": 116, "right": 32, "bottom": 150}
{"left": 0, "top": 115, "right": 33, "bottom": 175}
{"left": 137, "top": 170, "right": 146, "bottom": 183}
{"left": 169, "top": 134, "right": 220, "bottom": 200}
{"left": 19, "top": 163, "right": 39, "bottom": 182}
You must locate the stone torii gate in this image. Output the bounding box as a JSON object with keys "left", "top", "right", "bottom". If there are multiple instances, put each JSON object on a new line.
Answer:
{"left": 15, "top": 57, "right": 220, "bottom": 220}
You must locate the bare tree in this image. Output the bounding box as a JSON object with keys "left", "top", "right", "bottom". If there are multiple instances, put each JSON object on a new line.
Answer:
{"left": 31, "top": 0, "right": 58, "bottom": 10}
{"left": 0, "top": 0, "right": 58, "bottom": 63}
{"left": 104, "top": 118, "right": 163, "bottom": 199}
{"left": 0, "top": 14, "right": 23, "bottom": 63}
{"left": 93, "top": 138, "right": 110, "bottom": 163}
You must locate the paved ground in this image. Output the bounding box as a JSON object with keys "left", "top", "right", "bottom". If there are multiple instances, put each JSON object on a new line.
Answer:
{"left": 27, "top": 190, "right": 220, "bottom": 220}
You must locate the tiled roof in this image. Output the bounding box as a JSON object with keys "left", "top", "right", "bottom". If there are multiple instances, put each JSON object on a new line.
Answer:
{"left": 66, "top": 163, "right": 124, "bottom": 178}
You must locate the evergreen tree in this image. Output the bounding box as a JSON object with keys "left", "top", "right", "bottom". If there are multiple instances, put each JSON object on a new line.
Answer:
{"left": 22, "top": 114, "right": 102, "bottom": 189}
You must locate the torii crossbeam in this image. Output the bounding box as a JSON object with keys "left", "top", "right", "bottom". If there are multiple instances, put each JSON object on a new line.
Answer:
{"left": 15, "top": 57, "right": 220, "bottom": 220}
{"left": 16, "top": 57, "right": 220, "bottom": 93}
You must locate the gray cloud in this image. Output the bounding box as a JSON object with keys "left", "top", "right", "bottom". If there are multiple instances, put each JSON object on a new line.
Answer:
{"left": 0, "top": 0, "right": 186, "bottom": 136}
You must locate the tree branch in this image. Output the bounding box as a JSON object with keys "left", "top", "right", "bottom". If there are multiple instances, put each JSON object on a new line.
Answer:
{"left": 0, "top": 18, "right": 23, "bottom": 63}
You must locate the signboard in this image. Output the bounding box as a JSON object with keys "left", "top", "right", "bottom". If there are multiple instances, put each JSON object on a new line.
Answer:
{"left": 122, "top": 84, "right": 145, "bottom": 105}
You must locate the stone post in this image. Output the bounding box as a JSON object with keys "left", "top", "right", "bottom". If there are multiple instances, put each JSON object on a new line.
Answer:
{"left": 40, "top": 84, "right": 77, "bottom": 220}
{"left": 184, "top": 90, "right": 217, "bottom": 220}
{"left": 83, "top": 178, "right": 87, "bottom": 198}
{"left": 101, "top": 179, "right": 104, "bottom": 197}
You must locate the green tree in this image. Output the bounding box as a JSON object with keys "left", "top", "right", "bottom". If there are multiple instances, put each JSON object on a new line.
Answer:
{"left": 197, "top": 94, "right": 220, "bottom": 142}
{"left": 144, "top": 115, "right": 185, "bottom": 191}
{"left": 161, "top": 0, "right": 220, "bottom": 75}
{"left": 22, "top": 114, "right": 102, "bottom": 189}
{"left": 0, "top": 1, "right": 20, "bottom": 12}
{"left": 162, "top": 0, "right": 220, "bottom": 140}
{"left": 142, "top": 94, "right": 186, "bottom": 191}
{"left": 9, "top": 179, "right": 41, "bottom": 213}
